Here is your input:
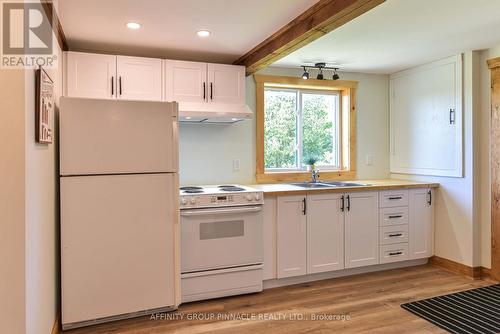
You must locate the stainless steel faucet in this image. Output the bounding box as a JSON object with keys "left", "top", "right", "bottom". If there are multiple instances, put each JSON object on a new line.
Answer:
{"left": 311, "top": 169, "right": 320, "bottom": 183}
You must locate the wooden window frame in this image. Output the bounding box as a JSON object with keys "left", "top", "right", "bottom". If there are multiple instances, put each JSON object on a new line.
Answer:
{"left": 254, "top": 74, "right": 358, "bottom": 183}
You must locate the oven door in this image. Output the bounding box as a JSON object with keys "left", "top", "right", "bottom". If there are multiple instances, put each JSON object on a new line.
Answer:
{"left": 181, "top": 205, "right": 263, "bottom": 273}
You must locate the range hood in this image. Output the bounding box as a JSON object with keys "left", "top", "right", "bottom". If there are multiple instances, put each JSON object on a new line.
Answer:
{"left": 178, "top": 102, "right": 252, "bottom": 124}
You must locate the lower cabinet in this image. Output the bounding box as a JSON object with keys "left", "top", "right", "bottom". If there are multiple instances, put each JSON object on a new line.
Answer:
{"left": 409, "top": 188, "right": 434, "bottom": 259}
{"left": 344, "top": 191, "right": 379, "bottom": 268}
{"left": 277, "top": 196, "right": 307, "bottom": 278}
{"left": 271, "top": 187, "right": 434, "bottom": 280}
{"left": 307, "top": 193, "right": 344, "bottom": 274}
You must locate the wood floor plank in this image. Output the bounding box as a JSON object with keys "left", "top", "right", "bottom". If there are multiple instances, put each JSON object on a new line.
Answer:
{"left": 64, "top": 265, "right": 496, "bottom": 334}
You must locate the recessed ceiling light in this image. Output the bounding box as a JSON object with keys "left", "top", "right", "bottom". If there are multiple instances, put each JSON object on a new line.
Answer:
{"left": 185, "top": 116, "right": 192, "bottom": 120}
{"left": 126, "top": 22, "right": 141, "bottom": 30}
{"left": 196, "top": 30, "right": 211, "bottom": 37}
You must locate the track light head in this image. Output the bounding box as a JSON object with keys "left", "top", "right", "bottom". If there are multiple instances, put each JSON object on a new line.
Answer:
{"left": 302, "top": 67, "right": 309, "bottom": 80}
{"left": 316, "top": 69, "right": 324, "bottom": 80}
{"left": 332, "top": 71, "right": 340, "bottom": 80}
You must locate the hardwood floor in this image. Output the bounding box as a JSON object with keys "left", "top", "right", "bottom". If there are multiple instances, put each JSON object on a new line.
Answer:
{"left": 64, "top": 264, "right": 497, "bottom": 334}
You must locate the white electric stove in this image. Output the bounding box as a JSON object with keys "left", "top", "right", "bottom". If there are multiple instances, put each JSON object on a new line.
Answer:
{"left": 179, "top": 184, "right": 264, "bottom": 303}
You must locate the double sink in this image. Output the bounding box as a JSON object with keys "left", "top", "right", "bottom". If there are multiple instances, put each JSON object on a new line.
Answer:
{"left": 289, "top": 181, "right": 369, "bottom": 188}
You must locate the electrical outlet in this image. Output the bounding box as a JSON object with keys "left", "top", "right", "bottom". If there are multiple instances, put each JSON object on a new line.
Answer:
{"left": 365, "top": 154, "right": 374, "bottom": 166}
{"left": 233, "top": 159, "right": 240, "bottom": 172}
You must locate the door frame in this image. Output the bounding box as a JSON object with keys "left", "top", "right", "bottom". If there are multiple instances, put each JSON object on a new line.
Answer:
{"left": 488, "top": 56, "right": 500, "bottom": 281}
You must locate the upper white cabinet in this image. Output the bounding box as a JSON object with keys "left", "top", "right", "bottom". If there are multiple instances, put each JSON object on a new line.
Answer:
{"left": 207, "top": 63, "right": 245, "bottom": 105}
{"left": 344, "top": 191, "right": 379, "bottom": 268}
{"left": 65, "top": 52, "right": 162, "bottom": 101}
{"left": 390, "top": 55, "right": 463, "bottom": 177}
{"left": 307, "top": 193, "right": 344, "bottom": 274}
{"left": 277, "top": 196, "right": 307, "bottom": 278}
{"left": 65, "top": 52, "right": 116, "bottom": 99}
{"left": 409, "top": 188, "right": 434, "bottom": 259}
{"left": 116, "top": 56, "right": 162, "bottom": 101}
{"left": 164, "top": 60, "right": 208, "bottom": 103}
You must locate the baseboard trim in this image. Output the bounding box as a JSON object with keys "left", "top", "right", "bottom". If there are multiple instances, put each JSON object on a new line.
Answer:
{"left": 429, "top": 256, "right": 491, "bottom": 280}
{"left": 51, "top": 312, "right": 60, "bottom": 334}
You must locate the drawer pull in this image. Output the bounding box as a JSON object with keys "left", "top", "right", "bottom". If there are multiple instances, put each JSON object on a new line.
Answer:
{"left": 389, "top": 251, "right": 403, "bottom": 256}
{"left": 388, "top": 233, "right": 403, "bottom": 237}
{"left": 388, "top": 196, "right": 402, "bottom": 200}
{"left": 388, "top": 215, "right": 402, "bottom": 219}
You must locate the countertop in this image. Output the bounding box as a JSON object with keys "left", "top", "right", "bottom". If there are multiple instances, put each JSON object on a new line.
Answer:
{"left": 248, "top": 179, "right": 439, "bottom": 196}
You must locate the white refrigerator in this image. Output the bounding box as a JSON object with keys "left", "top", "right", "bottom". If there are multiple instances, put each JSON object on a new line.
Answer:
{"left": 59, "top": 97, "right": 180, "bottom": 330}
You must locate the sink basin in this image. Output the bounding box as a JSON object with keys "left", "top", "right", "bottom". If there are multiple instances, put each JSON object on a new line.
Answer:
{"left": 289, "top": 182, "right": 334, "bottom": 188}
{"left": 289, "top": 181, "right": 369, "bottom": 188}
{"left": 321, "top": 181, "right": 368, "bottom": 187}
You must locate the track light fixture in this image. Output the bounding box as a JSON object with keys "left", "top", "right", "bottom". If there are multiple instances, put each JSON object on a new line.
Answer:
{"left": 299, "top": 62, "right": 340, "bottom": 81}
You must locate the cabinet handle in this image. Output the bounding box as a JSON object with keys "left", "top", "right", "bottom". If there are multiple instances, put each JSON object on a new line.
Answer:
{"left": 449, "top": 108, "right": 455, "bottom": 124}
{"left": 388, "top": 233, "right": 403, "bottom": 237}
{"left": 346, "top": 195, "right": 351, "bottom": 212}
{"left": 203, "top": 82, "right": 206, "bottom": 101}
{"left": 340, "top": 195, "right": 345, "bottom": 212}
{"left": 111, "top": 76, "right": 114, "bottom": 96}
{"left": 388, "top": 215, "right": 402, "bottom": 219}
{"left": 388, "top": 196, "right": 402, "bottom": 200}
{"left": 210, "top": 83, "right": 213, "bottom": 101}
{"left": 389, "top": 251, "right": 403, "bottom": 256}
{"left": 119, "top": 76, "right": 122, "bottom": 96}
{"left": 427, "top": 190, "right": 432, "bottom": 205}
{"left": 302, "top": 198, "right": 306, "bottom": 216}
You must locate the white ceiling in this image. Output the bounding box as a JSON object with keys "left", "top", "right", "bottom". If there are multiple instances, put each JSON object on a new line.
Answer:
{"left": 59, "top": 0, "right": 318, "bottom": 63}
{"left": 273, "top": 0, "right": 500, "bottom": 74}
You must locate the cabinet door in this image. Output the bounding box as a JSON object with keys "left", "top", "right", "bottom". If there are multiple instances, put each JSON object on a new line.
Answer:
{"left": 277, "top": 196, "right": 307, "bottom": 278}
{"left": 207, "top": 63, "right": 245, "bottom": 104}
{"left": 345, "top": 191, "right": 379, "bottom": 268}
{"left": 307, "top": 193, "right": 344, "bottom": 274}
{"left": 165, "top": 60, "right": 207, "bottom": 103}
{"left": 116, "top": 56, "right": 162, "bottom": 101}
{"left": 65, "top": 52, "right": 116, "bottom": 99}
{"left": 409, "top": 188, "right": 434, "bottom": 259}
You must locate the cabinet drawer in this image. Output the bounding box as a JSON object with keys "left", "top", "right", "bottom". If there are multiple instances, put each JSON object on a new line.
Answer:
{"left": 379, "top": 190, "right": 409, "bottom": 208}
{"left": 379, "top": 207, "right": 409, "bottom": 226}
{"left": 380, "top": 243, "right": 409, "bottom": 263}
{"left": 379, "top": 225, "right": 409, "bottom": 245}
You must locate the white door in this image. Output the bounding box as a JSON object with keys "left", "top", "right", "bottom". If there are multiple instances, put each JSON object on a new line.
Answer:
{"left": 164, "top": 60, "right": 207, "bottom": 103}
{"left": 277, "top": 196, "right": 307, "bottom": 278}
{"left": 345, "top": 191, "right": 379, "bottom": 268}
{"left": 60, "top": 98, "right": 178, "bottom": 175}
{"left": 65, "top": 51, "right": 116, "bottom": 99}
{"left": 409, "top": 188, "right": 434, "bottom": 259}
{"left": 116, "top": 56, "right": 162, "bottom": 101}
{"left": 61, "top": 173, "right": 177, "bottom": 325}
{"left": 307, "top": 193, "right": 344, "bottom": 274}
{"left": 207, "top": 63, "right": 245, "bottom": 104}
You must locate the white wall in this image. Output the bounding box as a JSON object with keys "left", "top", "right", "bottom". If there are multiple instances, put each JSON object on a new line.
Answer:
{"left": 478, "top": 45, "right": 500, "bottom": 268}
{"left": 391, "top": 52, "right": 481, "bottom": 267}
{"left": 0, "top": 69, "right": 27, "bottom": 334}
{"left": 179, "top": 67, "right": 390, "bottom": 185}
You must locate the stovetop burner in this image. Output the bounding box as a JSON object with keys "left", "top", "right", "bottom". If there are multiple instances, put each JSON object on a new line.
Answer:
{"left": 219, "top": 186, "right": 245, "bottom": 192}
{"left": 183, "top": 189, "right": 204, "bottom": 194}
{"left": 180, "top": 186, "right": 203, "bottom": 191}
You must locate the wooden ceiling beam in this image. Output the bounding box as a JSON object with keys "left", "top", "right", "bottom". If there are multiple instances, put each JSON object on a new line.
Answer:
{"left": 233, "top": 0, "right": 385, "bottom": 75}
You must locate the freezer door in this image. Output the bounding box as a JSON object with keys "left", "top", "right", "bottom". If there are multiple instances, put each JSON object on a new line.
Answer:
{"left": 60, "top": 97, "right": 178, "bottom": 175}
{"left": 61, "top": 173, "right": 178, "bottom": 325}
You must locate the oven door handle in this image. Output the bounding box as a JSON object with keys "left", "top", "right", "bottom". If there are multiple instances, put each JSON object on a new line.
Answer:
{"left": 180, "top": 206, "right": 262, "bottom": 217}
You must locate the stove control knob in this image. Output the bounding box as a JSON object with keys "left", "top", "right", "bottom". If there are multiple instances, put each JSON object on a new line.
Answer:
{"left": 255, "top": 194, "right": 261, "bottom": 201}
{"left": 181, "top": 198, "right": 187, "bottom": 205}
{"left": 189, "top": 197, "right": 196, "bottom": 204}
{"left": 246, "top": 194, "right": 254, "bottom": 201}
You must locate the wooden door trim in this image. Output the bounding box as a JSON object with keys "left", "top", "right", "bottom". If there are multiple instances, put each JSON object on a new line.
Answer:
{"left": 233, "top": 0, "right": 385, "bottom": 75}
{"left": 489, "top": 56, "right": 500, "bottom": 281}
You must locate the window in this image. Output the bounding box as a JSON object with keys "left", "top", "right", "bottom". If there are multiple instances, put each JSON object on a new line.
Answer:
{"left": 254, "top": 75, "right": 357, "bottom": 183}
{"left": 264, "top": 88, "right": 340, "bottom": 171}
